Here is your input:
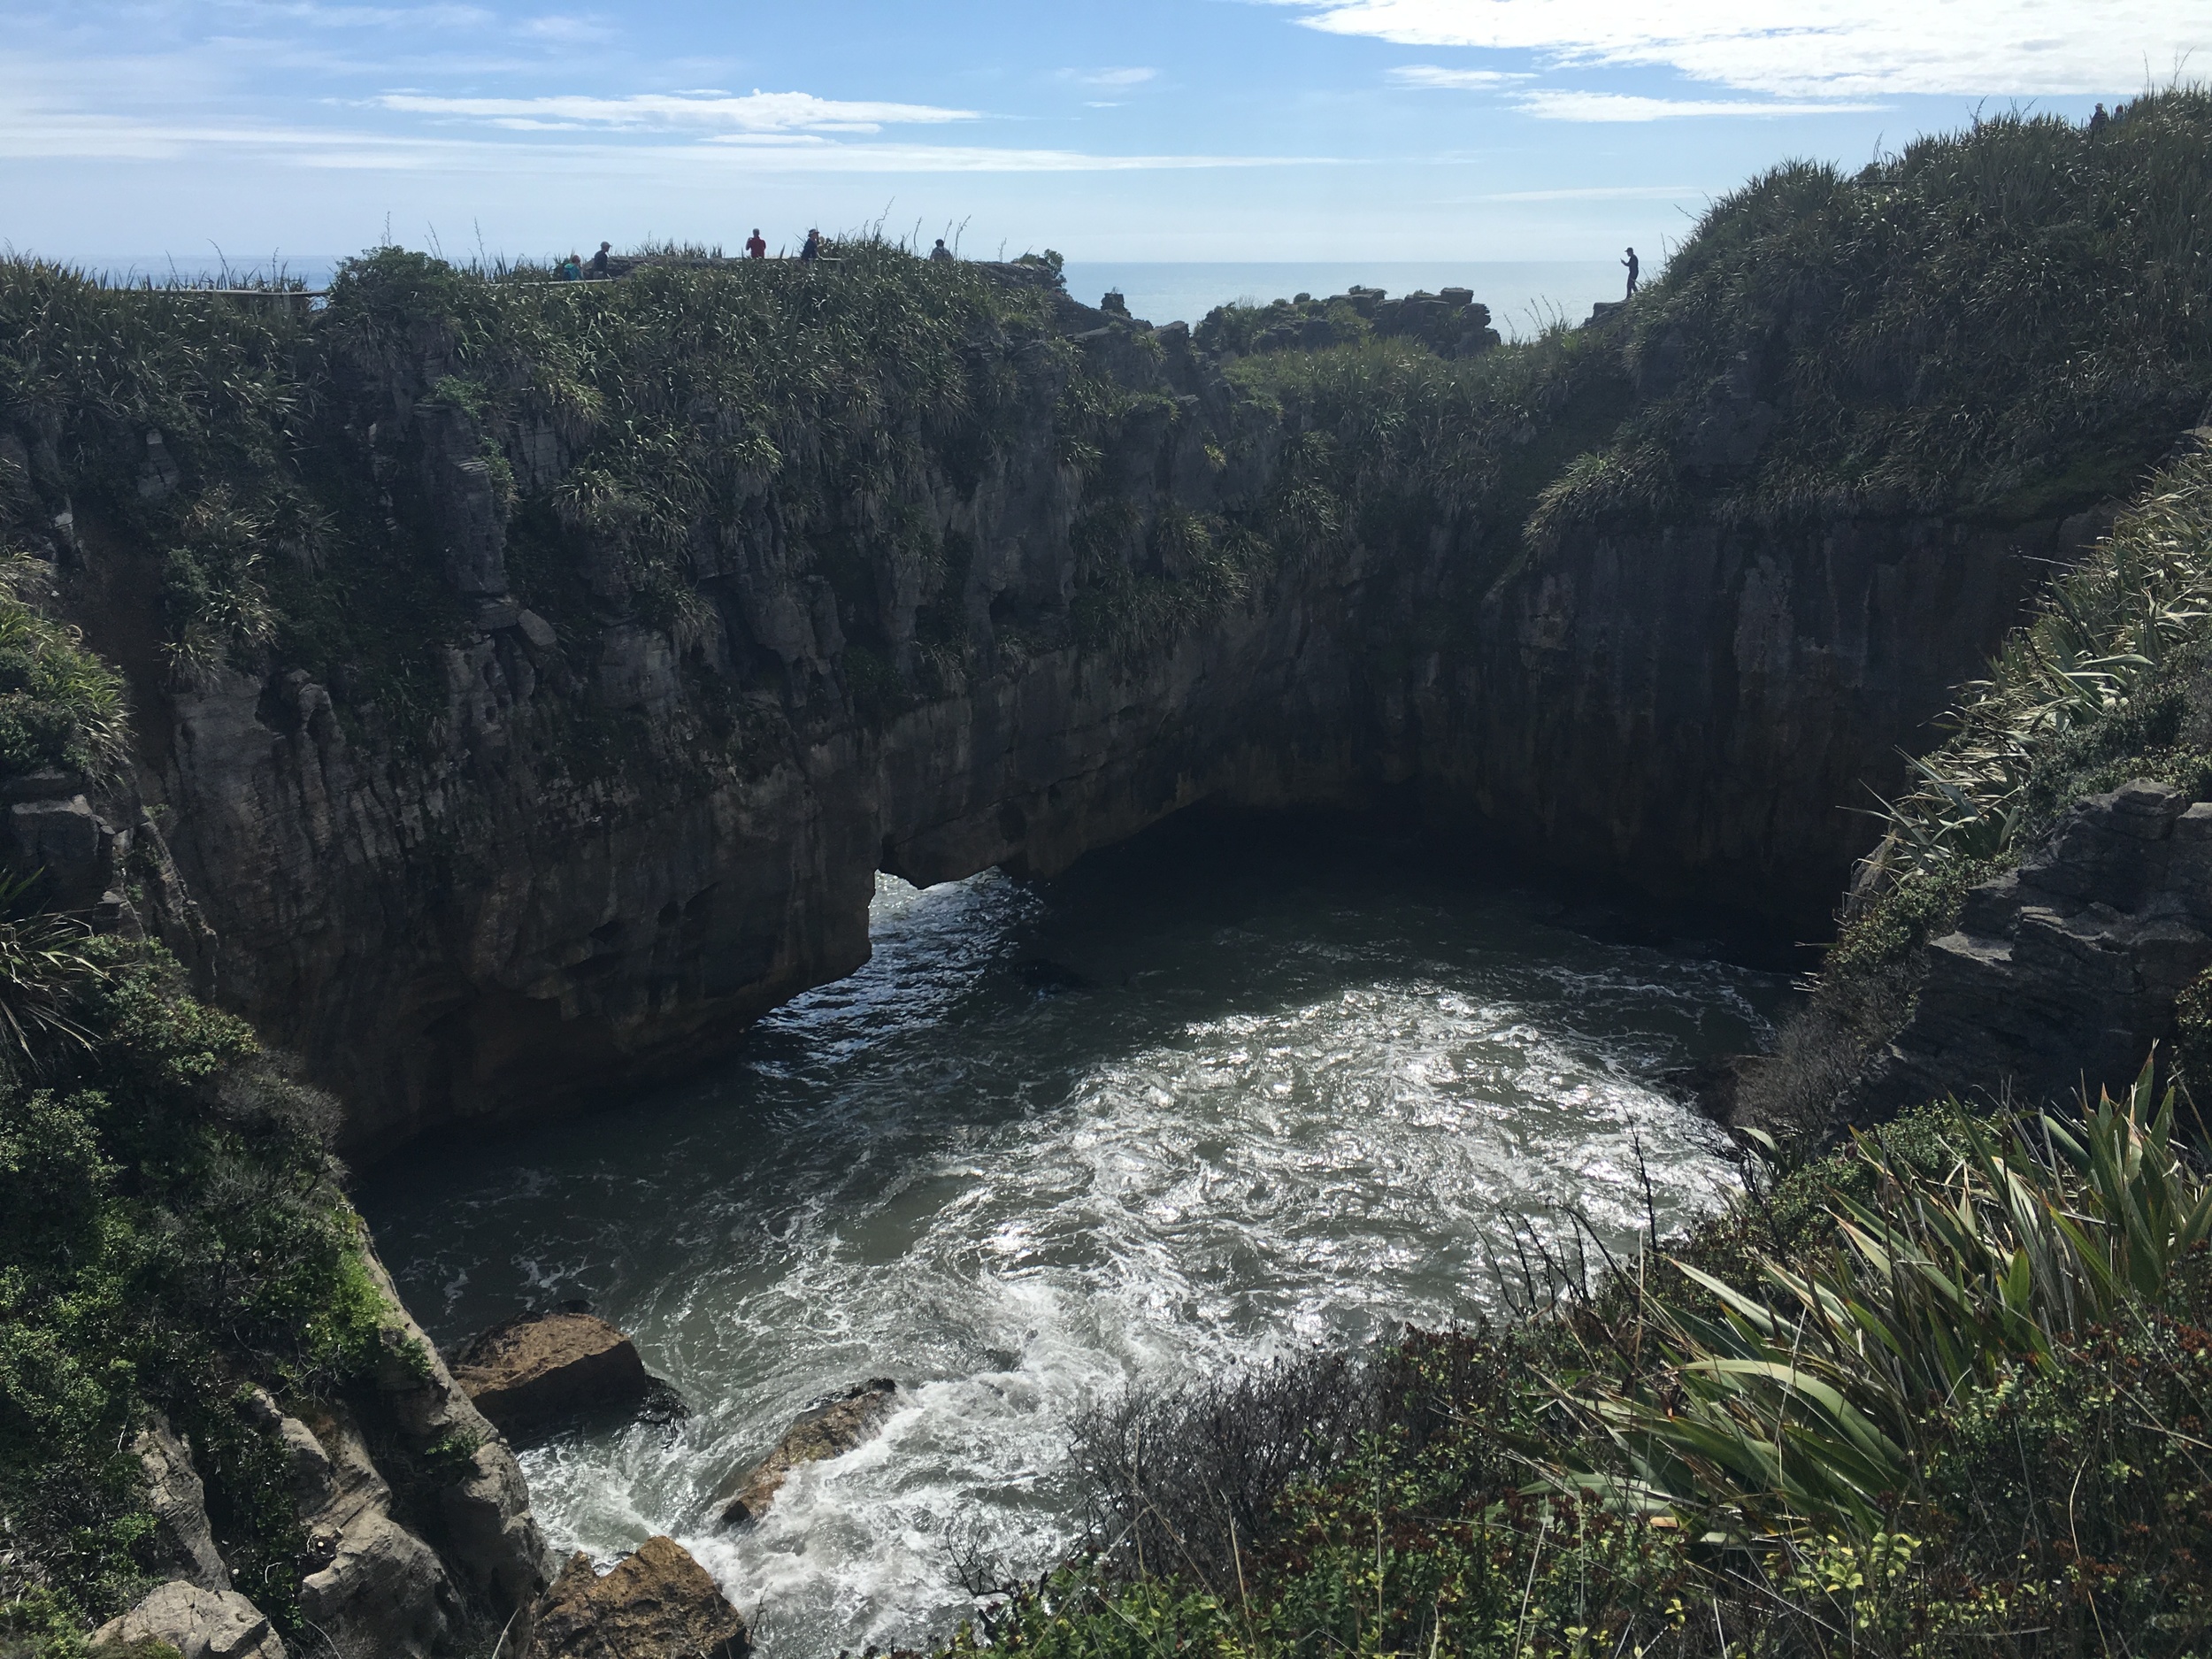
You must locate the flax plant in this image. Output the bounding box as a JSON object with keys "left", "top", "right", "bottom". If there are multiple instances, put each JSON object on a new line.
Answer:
{"left": 1568, "top": 1062, "right": 2212, "bottom": 1548}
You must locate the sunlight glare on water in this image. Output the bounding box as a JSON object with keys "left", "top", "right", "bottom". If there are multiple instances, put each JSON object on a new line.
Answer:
{"left": 363, "top": 818, "right": 1789, "bottom": 1655}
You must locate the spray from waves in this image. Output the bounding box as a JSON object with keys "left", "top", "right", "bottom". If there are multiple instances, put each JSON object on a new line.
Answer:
{"left": 366, "top": 844, "right": 1789, "bottom": 1656}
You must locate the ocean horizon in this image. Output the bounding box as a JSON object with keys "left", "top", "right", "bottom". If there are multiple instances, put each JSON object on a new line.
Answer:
{"left": 48, "top": 253, "right": 1628, "bottom": 341}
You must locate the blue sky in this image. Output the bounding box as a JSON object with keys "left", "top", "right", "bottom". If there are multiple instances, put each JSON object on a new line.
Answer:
{"left": 3, "top": 1, "right": 2203, "bottom": 266}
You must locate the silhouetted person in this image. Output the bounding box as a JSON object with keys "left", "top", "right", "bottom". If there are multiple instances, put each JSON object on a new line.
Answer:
{"left": 800, "top": 228, "right": 823, "bottom": 264}
{"left": 1622, "top": 246, "right": 1640, "bottom": 297}
{"left": 2089, "top": 102, "right": 2110, "bottom": 134}
{"left": 588, "top": 241, "right": 612, "bottom": 277}
{"left": 745, "top": 227, "right": 767, "bottom": 259}
{"left": 929, "top": 238, "right": 953, "bottom": 263}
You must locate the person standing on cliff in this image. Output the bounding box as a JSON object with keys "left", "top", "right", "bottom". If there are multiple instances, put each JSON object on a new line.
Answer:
{"left": 588, "top": 241, "right": 612, "bottom": 278}
{"left": 929, "top": 237, "right": 954, "bottom": 263}
{"left": 800, "top": 228, "right": 823, "bottom": 265}
{"left": 1622, "top": 246, "right": 1640, "bottom": 297}
{"left": 745, "top": 227, "right": 767, "bottom": 259}
{"left": 2089, "top": 102, "right": 2110, "bottom": 134}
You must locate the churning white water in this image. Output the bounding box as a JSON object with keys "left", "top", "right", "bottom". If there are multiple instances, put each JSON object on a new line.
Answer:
{"left": 363, "top": 818, "right": 1789, "bottom": 1655}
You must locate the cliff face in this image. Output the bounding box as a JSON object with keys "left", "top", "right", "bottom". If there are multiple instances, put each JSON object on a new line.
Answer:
{"left": 1436, "top": 507, "right": 2112, "bottom": 921}
{"left": 53, "top": 292, "right": 1375, "bottom": 1159}
{"left": 34, "top": 280, "right": 2124, "bottom": 1159}
{"left": 1845, "top": 779, "right": 2212, "bottom": 1124}
{"left": 78, "top": 414, "right": 2105, "bottom": 1161}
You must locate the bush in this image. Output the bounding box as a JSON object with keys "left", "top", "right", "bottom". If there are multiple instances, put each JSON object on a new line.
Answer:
{"left": 0, "top": 933, "right": 380, "bottom": 1638}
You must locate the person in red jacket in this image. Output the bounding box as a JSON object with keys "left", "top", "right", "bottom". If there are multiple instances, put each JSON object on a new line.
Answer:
{"left": 745, "top": 228, "right": 767, "bottom": 259}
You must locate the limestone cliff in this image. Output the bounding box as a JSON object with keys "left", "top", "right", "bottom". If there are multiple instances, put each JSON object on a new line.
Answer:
{"left": 30, "top": 273, "right": 2119, "bottom": 1160}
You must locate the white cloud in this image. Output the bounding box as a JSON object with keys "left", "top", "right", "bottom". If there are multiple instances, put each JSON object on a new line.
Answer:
{"left": 1387, "top": 64, "right": 1528, "bottom": 88}
{"left": 516, "top": 15, "right": 614, "bottom": 43}
{"left": 374, "top": 88, "right": 981, "bottom": 134}
{"left": 1284, "top": 0, "right": 2207, "bottom": 98}
{"left": 1064, "top": 66, "right": 1159, "bottom": 88}
{"left": 1515, "top": 90, "right": 1882, "bottom": 119}
{"left": 0, "top": 92, "right": 1329, "bottom": 173}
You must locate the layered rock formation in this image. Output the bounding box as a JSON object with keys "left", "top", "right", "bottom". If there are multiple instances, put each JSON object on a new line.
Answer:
{"left": 1845, "top": 779, "right": 2212, "bottom": 1122}
{"left": 44, "top": 286, "right": 2118, "bottom": 1163}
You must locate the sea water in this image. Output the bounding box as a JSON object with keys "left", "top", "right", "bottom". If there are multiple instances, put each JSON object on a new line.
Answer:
{"left": 361, "top": 816, "right": 1788, "bottom": 1655}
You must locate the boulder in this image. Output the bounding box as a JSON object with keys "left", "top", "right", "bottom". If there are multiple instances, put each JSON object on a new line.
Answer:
{"left": 522, "top": 1537, "right": 748, "bottom": 1659}
{"left": 89, "top": 1581, "right": 285, "bottom": 1659}
{"left": 453, "top": 1311, "right": 651, "bottom": 1432}
{"left": 717, "top": 1379, "right": 899, "bottom": 1526}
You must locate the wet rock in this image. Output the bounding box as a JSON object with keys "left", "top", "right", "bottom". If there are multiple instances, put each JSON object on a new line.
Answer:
{"left": 89, "top": 1581, "right": 285, "bottom": 1659}
{"left": 523, "top": 1536, "right": 748, "bottom": 1659}
{"left": 718, "top": 1379, "right": 899, "bottom": 1526}
{"left": 454, "top": 1310, "right": 652, "bottom": 1433}
{"left": 1661, "top": 1055, "right": 1752, "bottom": 1128}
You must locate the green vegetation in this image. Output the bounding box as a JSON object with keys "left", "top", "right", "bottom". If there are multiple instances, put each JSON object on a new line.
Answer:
{"left": 1840, "top": 439, "right": 2212, "bottom": 964}
{"left": 0, "top": 918, "right": 383, "bottom": 1651}
{"left": 1734, "top": 434, "right": 2212, "bottom": 1135}
{"left": 0, "top": 565, "right": 126, "bottom": 783}
{"left": 1565, "top": 94, "right": 2212, "bottom": 531}
{"left": 1213, "top": 91, "right": 2212, "bottom": 620}
{"left": 947, "top": 1078, "right": 2212, "bottom": 1656}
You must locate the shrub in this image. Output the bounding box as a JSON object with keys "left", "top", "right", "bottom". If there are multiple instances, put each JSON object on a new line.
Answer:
{"left": 0, "top": 933, "right": 380, "bottom": 1638}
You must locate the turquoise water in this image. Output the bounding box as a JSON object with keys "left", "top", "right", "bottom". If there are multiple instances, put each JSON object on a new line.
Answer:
{"left": 361, "top": 817, "right": 1786, "bottom": 1654}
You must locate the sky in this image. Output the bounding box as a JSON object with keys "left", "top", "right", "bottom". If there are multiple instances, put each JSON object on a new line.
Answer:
{"left": 2, "top": 0, "right": 2204, "bottom": 269}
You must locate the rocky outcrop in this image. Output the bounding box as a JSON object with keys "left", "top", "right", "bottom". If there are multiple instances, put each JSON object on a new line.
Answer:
{"left": 717, "top": 1379, "right": 901, "bottom": 1526}
{"left": 80, "top": 1245, "right": 551, "bottom": 1659}
{"left": 90, "top": 1581, "right": 286, "bottom": 1659}
{"left": 242, "top": 1387, "right": 458, "bottom": 1659}
{"left": 133, "top": 1413, "right": 230, "bottom": 1593}
{"left": 1844, "top": 780, "right": 2212, "bottom": 1121}
{"left": 453, "top": 1312, "right": 651, "bottom": 1434}
{"left": 357, "top": 1246, "right": 555, "bottom": 1614}
{"left": 523, "top": 1537, "right": 748, "bottom": 1659}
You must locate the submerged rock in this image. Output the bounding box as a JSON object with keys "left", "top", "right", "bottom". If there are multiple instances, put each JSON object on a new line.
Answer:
{"left": 89, "top": 1581, "right": 286, "bottom": 1659}
{"left": 454, "top": 1311, "right": 652, "bottom": 1432}
{"left": 523, "top": 1536, "right": 748, "bottom": 1659}
{"left": 717, "top": 1379, "right": 900, "bottom": 1526}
